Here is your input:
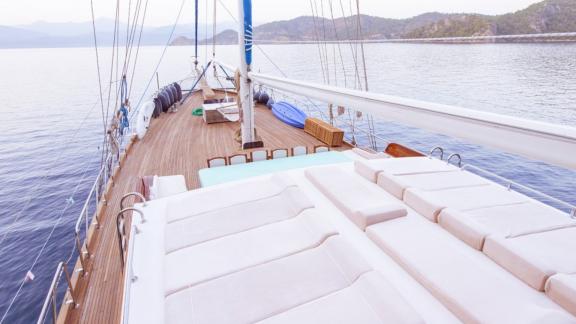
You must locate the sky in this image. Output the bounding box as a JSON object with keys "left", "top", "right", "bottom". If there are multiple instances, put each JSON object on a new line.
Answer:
{"left": 1, "top": 0, "right": 541, "bottom": 27}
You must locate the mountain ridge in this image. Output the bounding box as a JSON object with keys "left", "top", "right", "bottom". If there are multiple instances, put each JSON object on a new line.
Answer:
{"left": 194, "top": 0, "right": 576, "bottom": 45}
{"left": 1, "top": 0, "right": 574, "bottom": 48}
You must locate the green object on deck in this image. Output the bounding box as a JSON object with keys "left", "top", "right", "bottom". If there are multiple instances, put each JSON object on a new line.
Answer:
{"left": 192, "top": 107, "right": 203, "bottom": 116}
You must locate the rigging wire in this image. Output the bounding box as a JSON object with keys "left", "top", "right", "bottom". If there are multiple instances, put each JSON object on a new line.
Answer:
{"left": 0, "top": 83, "right": 111, "bottom": 251}
{"left": 128, "top": 0, "right": 150, "bottom": 99}
{"left": 129, "top": 0, "right": 188, "bottom": 124}
{"left": 355, "top": 0, "right": 369, "bottom": 91}
{"left": 0, "top": 84, "right": 110, "bottom": 321}
{"left": 0, "top": 155, "right": 98, "bottom": 324}
{"left": 327, "top": 0, "right": 348, "bottom": 87}
{"left": 89, "top": 0, "right": 108, "bottom": 146}
{"left": 309, "top": 0, "right": 328, "bottom": 84}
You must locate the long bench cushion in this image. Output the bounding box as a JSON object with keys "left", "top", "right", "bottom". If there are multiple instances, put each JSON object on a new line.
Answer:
{"left": 366, "top": 216, "right": 575, "bottom": 323}
{"left": 546, "top": 274, "right": 576, "bottom": 317}
{"left": 439, "top": 203, "right": 576, "bottom": 250}
{"left": 164, "top": 210, "right": 336, "bottom": 295}
{"left": 404, "top": 184, "right": 528, "bottom": 222}
{"left": 483, "top": 227, "right": 576, "bottom": 291}
{"left": 355, "top": 157, "right": 457, "bottom": 183}
{"left": 166, "top": 174, "right": 297, "bottom": 223}
{"left": 165, "top": 186, "right": 313, "bottom": 252}
{"left": 164, "top": 236, "right": 371, "bottom": 324}
{"left": 377, "top": 170, "right": 490, "bottom": 199}
{"left": 258, "top": 271, "right": 424, "bottom": 324}
{"left": 305, "top": 167, "right": 406, "bottom": 230}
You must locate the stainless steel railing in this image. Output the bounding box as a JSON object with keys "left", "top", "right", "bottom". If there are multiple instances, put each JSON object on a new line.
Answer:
{"left": 36, "top": 262, "right": 77, "bottom": 324}
{"left": 37, "top": 150, "right": 117, "bottom": 323}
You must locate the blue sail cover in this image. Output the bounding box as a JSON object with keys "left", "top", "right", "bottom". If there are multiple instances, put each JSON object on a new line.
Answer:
{"left": 243, "top": 0, "right": 252, "bottom": 65}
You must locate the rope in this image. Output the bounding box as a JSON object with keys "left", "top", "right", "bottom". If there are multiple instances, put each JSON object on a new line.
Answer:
{"left": 89, "top": 0, "right": 107, "bottom": 144}
{"left": 355, "top": 0, "right": 369, "bottom": 91}
{"left": 327, "top": 0, "right": 348, "bottom": 87}
{"left": 129, "top": 0, "right": 187, "bottom": 124}
{"left": 0, "top": 154, "right": 98, "bottom": 324}
{"left": 128, "top": 0, "right": 150, "bottom": 99}
{"left": 309, "top": 0, "right": 327, "bottom": 84}
{"left": 0, "top": 85, "right": 111, "bottom": 251}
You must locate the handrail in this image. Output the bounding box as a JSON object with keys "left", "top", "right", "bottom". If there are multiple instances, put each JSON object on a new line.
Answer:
{"left": 446, "top": 153, "right": 462, "bottom": 167}
{"left": 36, "top": 151, "right": 117, "bottom": 323}
{"left": 36, "top": 262, "right": 77, "bottom": 324}
{"left": 462, "top": 164, "right": 576, "bottom": 215}
{"left": 120, "top": 192, "right": 147, "bottom": 210}
{"left": 429, "top": 147, "right": 444, "bottom": 160}
{"left": 116, "top": 207, "right": 144, "bottom": 269}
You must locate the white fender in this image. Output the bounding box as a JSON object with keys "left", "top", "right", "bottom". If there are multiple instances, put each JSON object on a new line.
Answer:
{"left": 135, "top": 101, "right": 156, "bottom": 140}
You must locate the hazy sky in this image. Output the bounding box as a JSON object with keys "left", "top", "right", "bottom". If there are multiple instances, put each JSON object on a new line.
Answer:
{"left": 1, "top": 0, "right": 540, "bottom": 26}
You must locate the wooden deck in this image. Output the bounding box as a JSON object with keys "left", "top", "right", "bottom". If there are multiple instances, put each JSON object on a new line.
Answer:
{"left": 62, "top": 91, "right": 350, "bottom": 323}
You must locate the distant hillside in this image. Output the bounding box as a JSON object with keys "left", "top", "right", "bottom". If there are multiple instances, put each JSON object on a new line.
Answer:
{"left": 406, "top": 0, "right": 576, "bottom": 38}
{"left": 0, "top": 19, "right": 235, "bottom": 49}
{"left": 180, "top": 13, "right": 453, "bottom": 45}
{"left": 175, "top": 0, "right": 576, "bottom": 45}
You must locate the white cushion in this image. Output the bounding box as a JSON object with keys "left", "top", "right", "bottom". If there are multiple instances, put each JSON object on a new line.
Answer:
{"left": 166, "top": 174, "right": 297, "bottom": 223}
{"left": 483, "top": 226, "right": 576, "bottom": 291}
{"left": 404, "top": 184, "right": 528, "bottom": 222}
{"left": 164, "top": 236, "right": 371, "bottom": 324}
{"left": 305, "top": 167, "right": 406, "bottom": 230}
{"left": 366, "top": 216, "right": 575, "bottom": 324}
{"left": 351, "top": 147, "right": 390, "bottom": 160}
{"left": 164, "top": 209, "right": 337, "bottom": 295}
{"left": 377, "top": 170, "right": 489, "bottom": 199}
{"left": 258, "top": 271, "right": 424, "bottom": 324}
{"left": 156, "top": 175, "right": 188, "bottom": 199}
{"left": 546, "top": 274, "right": 576, "bottom": 317}
{"left": 439, "top": 203, "right": 576, "bottom": 250}
{"left": 165, "top": 186, "right": 313, "bottom": 252}
{"left": 354, "top": 157, "right": 457, "bottom": 183}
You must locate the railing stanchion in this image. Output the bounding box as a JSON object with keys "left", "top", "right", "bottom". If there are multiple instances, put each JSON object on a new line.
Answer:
{"left": 75, "top": 234, "right": 87, "bottom": 275}
{"left": 62, "top": 263, "right": 78, "bottom": 308}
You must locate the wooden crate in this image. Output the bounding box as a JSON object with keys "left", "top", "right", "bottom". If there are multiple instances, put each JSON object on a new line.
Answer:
{"left": 304, "top": 118, "right": 321, "bottom": 136}
{"left": 304, "top": 118, "right": 344, "bottom": 147}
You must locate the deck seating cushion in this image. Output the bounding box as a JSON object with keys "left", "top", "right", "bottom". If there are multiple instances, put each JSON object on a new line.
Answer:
{"left": 305, "top": 166, "right": 406, "bottom": 230}
{"left": 404, "top": 184, "right": 528, "bottom": 222}
{"left": 150, "top": 175, "right": 188, "bottom": 199}
{"left": 259, "top": 271, "right": 424, "bottom": 324}
{"left": 164, "top": 236, "right": 371, "bottom": 324}
{"left": 439, "top": 203, "right": 576, "bottom": 250}
{"left": 483, "top": 226, "right": 576, "bottom": 291}
{"left": 166, "top": 174, "right": 297, "bottom": 223}
{"left": 377, "top": 169, "right": 489, "bottom": 199}
{"left": 164, "top": 209, "right": 337, "bottom": 295}
{"left": 165, "top": 186, "right": 313, "bottom": 252}
{"left": 546, "top": 274, "right": 576, "bottom": 316}
{"left": 354, "top": 156, "right": 457, "bottom": 183}
{"left": 351, "top": 147, "right": 390, "bottom": 160}
{"left": 366, "top": 216, "right": 575, "bottom": 323}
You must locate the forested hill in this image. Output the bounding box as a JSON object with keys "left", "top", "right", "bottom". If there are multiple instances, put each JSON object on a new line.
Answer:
{"left": 174, "top": 0, "right": 576, "bottom": 45}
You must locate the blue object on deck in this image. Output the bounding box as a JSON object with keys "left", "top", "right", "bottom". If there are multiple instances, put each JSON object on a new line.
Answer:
{"left": 271, "top": 101, "right": 307, "bottom": 128}
{"left": 198, "top": 151, "right": 350, "bottom": 187}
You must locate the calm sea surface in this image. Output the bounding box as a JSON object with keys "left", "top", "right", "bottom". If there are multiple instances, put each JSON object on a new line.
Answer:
{"left": 0, "top": 43, "right": 575, "bottom": 322}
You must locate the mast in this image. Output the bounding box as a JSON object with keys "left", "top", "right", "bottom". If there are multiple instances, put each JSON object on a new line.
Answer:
{"left": 237, "top": 0, "right": 261, "bottom": 148}
{"left": 194, "top": 0, "right": 199, "bottom": 67}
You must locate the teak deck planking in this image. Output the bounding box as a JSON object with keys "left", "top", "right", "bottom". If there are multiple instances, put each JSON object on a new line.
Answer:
{"left": 61, "top": 91, "right": 350, "bottom": 324}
